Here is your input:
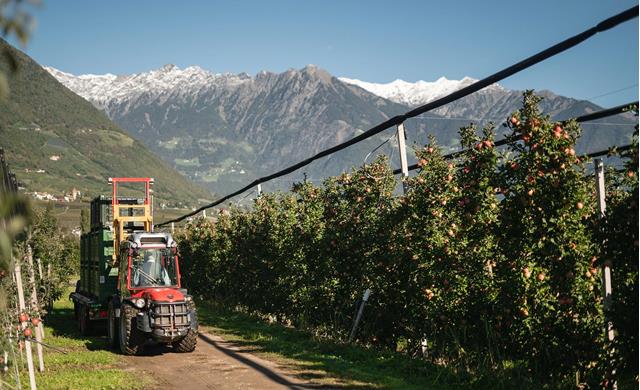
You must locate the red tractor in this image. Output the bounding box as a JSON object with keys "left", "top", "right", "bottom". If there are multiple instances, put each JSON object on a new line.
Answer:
{"left": 71, "top": 178, "right": 198, "bottom": 354}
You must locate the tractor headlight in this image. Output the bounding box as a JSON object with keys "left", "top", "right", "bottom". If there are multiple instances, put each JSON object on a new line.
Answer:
{"left": 133, "top": 298, "right": 146, "bottom": 309}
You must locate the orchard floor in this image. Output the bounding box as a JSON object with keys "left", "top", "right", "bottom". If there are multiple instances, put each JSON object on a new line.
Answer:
{"left": 40, "top": 294, "right": 550, "bottom": 389}
{"left": 127, "top": 333, "right": 335, "bottom": 390}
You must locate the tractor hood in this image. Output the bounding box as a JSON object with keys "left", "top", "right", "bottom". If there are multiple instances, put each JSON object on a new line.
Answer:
{"left": 142, "top": 288, "right": 185, "bottom": 303}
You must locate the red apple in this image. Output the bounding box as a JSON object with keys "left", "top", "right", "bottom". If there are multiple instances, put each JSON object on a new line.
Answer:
{"left": 424, "top": 289, "right": 434, "bottom": 300}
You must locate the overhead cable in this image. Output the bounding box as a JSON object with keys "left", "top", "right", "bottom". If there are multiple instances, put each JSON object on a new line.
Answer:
{"left": 157, "top": 6, "right": 638, "bottom": 227}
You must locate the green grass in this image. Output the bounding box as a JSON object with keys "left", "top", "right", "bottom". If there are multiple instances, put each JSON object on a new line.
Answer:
{"left": 23, "top": 295, "right": 149, "bottom": 390}
{"left": 195, "top": 301, "right": 510, "bottom": 390}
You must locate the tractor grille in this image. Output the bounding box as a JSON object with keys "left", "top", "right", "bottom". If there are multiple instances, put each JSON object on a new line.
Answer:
{"left": 150, "top": 301, "right": 189, "bottom": 328}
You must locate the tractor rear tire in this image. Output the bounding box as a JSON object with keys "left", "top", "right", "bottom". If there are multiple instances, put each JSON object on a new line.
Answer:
{"left": 119, "top": 304, "right": 144, "bottom": 355}
{"left": 173, "top": 328, "right": 197, "bottom": 353}
{"left": 107, "top": 302, "right": 120, "bottom": 349}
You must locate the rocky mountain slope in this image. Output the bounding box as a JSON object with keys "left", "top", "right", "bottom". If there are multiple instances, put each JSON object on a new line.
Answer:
{"left": 0, "top": 40, "right": 211, "bottom": 206}
{"left": 47, "top": 64, "right": 637, "bottom": 194}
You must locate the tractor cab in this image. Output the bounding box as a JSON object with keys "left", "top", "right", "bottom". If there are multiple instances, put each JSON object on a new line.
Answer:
{"left": 118, "top": 233, "right": 181, "bottom": 292}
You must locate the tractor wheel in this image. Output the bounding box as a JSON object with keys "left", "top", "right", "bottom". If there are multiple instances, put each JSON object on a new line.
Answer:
{"left": 79, "top": 305, "right": 91, "bottom": 336}
{"left": 173, "top": 302, "right": 198, "bottom": 352}
{"left": 107, "top": 302, "right": 120, "bottom": 349}
{"left": 119, "top": 304, "right": 144, "bottom": 355}
{"left": 173, "top": 328, "right": 197, "bottom": 352}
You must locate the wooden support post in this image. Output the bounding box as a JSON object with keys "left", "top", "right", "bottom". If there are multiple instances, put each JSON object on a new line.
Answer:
{"left": 396, "top": 123, "right": 409, "bottom": 194}
{"left": 595, "top": 158, "right": 616, "bottom": 389}
{"left": 202, "top": 210, "right": 206, "bottom": 219}
{"left": 171, "top": 222, "right": 175, "bottom": 234}
{"left": 14, "top": 262, "right": 37, "bottom": 389}
{"left": 26, "top": 244, "right": 44, "bottom": 372}
{"left": 257, "top": 184, "right": 262, "bottom": 198}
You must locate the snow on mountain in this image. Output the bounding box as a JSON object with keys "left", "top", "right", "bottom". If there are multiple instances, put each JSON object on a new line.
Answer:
{"left": 44, "top": 64, "right": 251, "bottom": 110}
{"left": 46, "top": 62, "right": 507, "bottom": 112}
{"left": 338, "top": 76, "right": 505, "bottom": 107}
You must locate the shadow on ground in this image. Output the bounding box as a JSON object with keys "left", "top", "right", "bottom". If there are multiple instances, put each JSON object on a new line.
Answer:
{"left": 47, "top": 305, "right": 178, "bottom": 356}
{"left": 194, "top": 302, "right": 466, "bottom": 390}
{"left": 47, "top": 299, "right": 343, "bottom": 390}
{"left": 198, "top": 333, "right": 346, "bottom": 390}
{"left": 46, "top": 305, "right": 111, "bottom": 352}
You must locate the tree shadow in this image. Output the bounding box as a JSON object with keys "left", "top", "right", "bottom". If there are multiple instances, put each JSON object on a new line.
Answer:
{"left": 195, "top": 303, "right": 464, "bottom": 390}
{"left": 46, "top": 303, "right": 187, "bottom": 356}
{"left": 45, "top": 305, "right": 112, "bottom": 352}
{"left": 198, "top": 333, "right": 361, "bottom": 390}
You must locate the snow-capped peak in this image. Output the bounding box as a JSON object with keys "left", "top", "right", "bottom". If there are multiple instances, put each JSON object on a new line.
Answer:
{"left": 339, "top": 76, "right": 504, "bottom": 106}
{"left": 45, "top": 64, "right": 251, "bottom": 111}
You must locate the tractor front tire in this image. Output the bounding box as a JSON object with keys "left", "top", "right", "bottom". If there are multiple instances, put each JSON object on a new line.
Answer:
{"left": 173, "top": 302, "right": 198, "bottom": 353}
{"left": 107, "top": 302, "right": 120, "bottom": 349}
{"left": 119, "top": 304, "right": 144, "bottom": 355}
{"left": 173, "top": 328, "right": 198, "bottom": 353}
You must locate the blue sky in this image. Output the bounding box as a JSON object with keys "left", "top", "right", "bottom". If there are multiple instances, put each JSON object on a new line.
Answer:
{"left": 11, "top": 0, "right": 639, "bottom": 107}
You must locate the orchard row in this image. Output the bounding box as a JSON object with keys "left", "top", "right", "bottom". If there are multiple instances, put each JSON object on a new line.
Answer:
{"left": 178, "top": 93, "right": 638, "bottom": 386}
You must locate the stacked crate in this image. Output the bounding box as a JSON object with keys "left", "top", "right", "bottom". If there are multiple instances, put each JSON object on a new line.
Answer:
{"left": 80, "top": 196, "right": 116, "bottom": 301}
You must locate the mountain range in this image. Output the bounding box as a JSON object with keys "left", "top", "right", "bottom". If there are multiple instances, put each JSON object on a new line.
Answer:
{"left": 46, "top": 63, "right": 636, "bottom": 195}
{"left": 0, "top": 39, "right": 211, "bottom": 206}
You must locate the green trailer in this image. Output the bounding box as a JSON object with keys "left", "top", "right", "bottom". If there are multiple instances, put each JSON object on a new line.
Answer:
{"left": 72, "top": 196, "right": 144, "bottom": 334}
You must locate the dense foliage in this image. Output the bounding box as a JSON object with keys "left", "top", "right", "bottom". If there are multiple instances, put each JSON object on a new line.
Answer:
{"left": 178, "top": 93, "right": 638, "bottom": 386}
{"left": 596, "top": 124, "right": 639, "bottom": 383}
{"left": 1, "top": 204, "right": 79, "bottom": 364}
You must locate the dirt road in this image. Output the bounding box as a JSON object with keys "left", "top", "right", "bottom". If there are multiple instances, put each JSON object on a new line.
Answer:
{"left": 126, "top": 332, "right": 332, "bottom": 390}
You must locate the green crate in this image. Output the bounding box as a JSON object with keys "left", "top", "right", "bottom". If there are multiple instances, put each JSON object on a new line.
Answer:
{"left": 80, "top": 228, "right": 117, "bottom": 303}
